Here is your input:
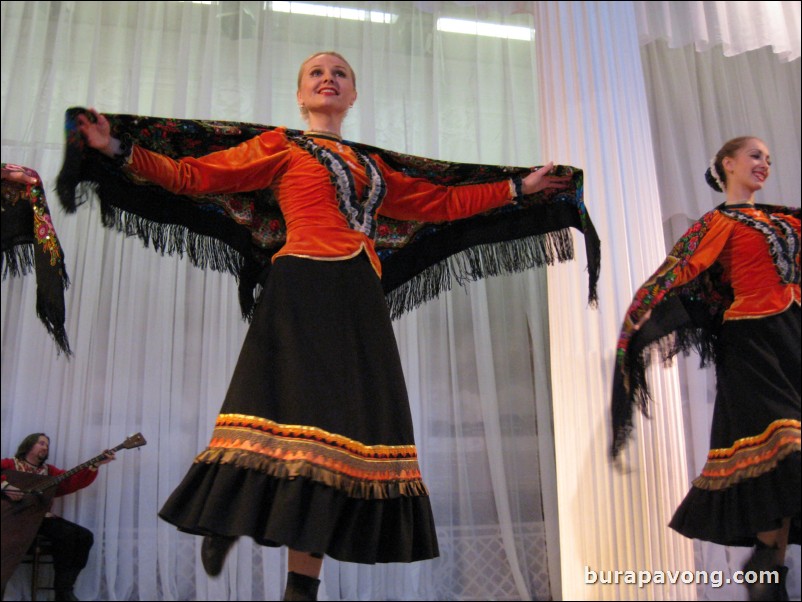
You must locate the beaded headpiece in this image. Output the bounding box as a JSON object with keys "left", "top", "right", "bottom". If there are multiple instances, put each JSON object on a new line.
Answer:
{"left": 708, "top": 157, "right": 725, "bottom": 192}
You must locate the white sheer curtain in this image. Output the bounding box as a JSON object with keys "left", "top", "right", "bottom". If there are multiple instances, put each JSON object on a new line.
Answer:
{"left": 635, "top": 0, "right": 801, "bottom": 62}
{"left": 638, "top": 15, "right": 802, "bottom": 602}
{"left": 7, "top": 2, "right": 797, "bottom": 601}
{"left": 535, "top": 2, "right": 695, "bottom": 599}
{"left": 2, "top": 2, "right": 559, "bottom": 600}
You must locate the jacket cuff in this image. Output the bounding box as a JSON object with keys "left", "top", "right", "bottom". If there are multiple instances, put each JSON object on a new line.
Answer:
{"left": 509, "top": 175, "right": 524, "bottom": 200}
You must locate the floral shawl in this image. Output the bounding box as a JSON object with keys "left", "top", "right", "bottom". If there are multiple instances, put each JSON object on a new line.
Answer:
{"left": 1, "top": 163, "right": 71, "bottom": 355}
{"left": 56, "top": 108, "right": 600, "bottom": 320}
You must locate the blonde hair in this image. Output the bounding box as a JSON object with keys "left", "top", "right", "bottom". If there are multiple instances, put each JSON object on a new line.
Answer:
{"left": 297, "top": 51, "right": 357, "bottom": 121}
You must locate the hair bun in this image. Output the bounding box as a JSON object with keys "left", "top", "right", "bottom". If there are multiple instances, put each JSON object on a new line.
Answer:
{"left": 705, "top": 167, "right": 724, "bottom": 192}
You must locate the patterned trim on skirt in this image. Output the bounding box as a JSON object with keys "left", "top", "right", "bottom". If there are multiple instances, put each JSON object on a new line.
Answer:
{"left": 669, "top": 304, "right": 801, "bottom": 546}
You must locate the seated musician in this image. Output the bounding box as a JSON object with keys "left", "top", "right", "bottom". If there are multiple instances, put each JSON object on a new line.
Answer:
{"left": 1, "top": 433, "right": 114, "bottom": 601}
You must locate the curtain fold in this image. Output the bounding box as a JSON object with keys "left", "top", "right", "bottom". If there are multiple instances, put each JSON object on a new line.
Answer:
{"left": 2, "top": 1, "right": 558, "bottom": 600}
{"left": 634, "top": 0, "right": 801, "bottom": 62}
{"left": 534, "top": 2, "right": 697, "bottom": 599}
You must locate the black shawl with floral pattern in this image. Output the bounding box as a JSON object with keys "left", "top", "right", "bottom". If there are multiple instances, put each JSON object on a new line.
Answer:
{"left": 57, "top": 108, "right": 600, "bottom": 320}
{"left": 2, "top": 163, "right": 71, "bottom": 355}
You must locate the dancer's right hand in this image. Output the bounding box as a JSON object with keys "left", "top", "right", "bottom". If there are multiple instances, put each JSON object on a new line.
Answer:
{"left": 76, "top": 108, "right": 120, "bottom": 157}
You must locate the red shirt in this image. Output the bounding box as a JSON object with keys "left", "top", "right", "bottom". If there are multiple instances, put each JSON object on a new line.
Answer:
{"left": 1, "top": 457, "right": 98, "bottom": 512}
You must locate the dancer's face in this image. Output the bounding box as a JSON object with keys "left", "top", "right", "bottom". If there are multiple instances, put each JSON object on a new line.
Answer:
{"left": 296, "top": 54, "right": 357, "bottom": 119}
{"left": 722, "top": 138, "right": 771, "bottom": 194}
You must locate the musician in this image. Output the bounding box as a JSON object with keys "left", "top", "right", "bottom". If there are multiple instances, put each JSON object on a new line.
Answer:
{"left": 1, "top": 433, "right": 114, "bottom": 602}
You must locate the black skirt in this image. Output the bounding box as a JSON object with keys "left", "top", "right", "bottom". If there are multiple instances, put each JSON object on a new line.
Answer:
{"left": 159, "top": 253, "right": 439, "bottom": 564}
{"left": 669, "top": 304, "right": 801, "bottom": 546}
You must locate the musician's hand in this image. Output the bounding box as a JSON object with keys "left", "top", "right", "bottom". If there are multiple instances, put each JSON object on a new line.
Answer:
{"left": 95, "top": 450, "right": 116, "bottom": 466}
{"left": 2, "top": 483, "right": 24, "bottom": 502}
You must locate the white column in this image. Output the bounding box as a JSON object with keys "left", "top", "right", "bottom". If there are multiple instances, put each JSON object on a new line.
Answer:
{"left": 534, "top": 2, "right": 695, "bottom": 599}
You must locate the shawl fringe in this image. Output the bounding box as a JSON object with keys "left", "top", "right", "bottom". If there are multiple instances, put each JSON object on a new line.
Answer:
{"left": 35, "top": 298, "right": 72, "bottom": 357}
{"left": 612, "top": 323, "right": 718, "bottom": 457}
{"left": 72, "top": 182, "right": 254, "bottom": 319}
{"left": 386, "top": 228, "right": 574, "bottom": 319}
{"left": 2, "top": 244, "right": 72, "bottom": 355}
{"left": 0, "top": 244, "right": 72, "bottom": 357}
{"left": 2, "top": 244, "right": 36, "bottom": 280}
{"left": 196, "top": 447, "right": 430, "bottom": 500}
{"left": 97, "top": 195, "right": 244, "bottom": 276}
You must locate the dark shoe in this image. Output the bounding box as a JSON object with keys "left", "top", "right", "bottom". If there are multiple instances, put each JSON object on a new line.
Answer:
{"left": 283, "top": 571, "right": 321, "bottom": 601}
{"left": 201, "top": 535, "right": 237, "bottom": 577}
{"left": 742, "top": 544, "right": 786, "bottom": 601}
{"left": 54, "top": 590, "right": 79, "bottom": 601}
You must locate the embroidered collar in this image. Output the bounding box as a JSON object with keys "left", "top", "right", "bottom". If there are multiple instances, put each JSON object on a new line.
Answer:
{"left": 289, "top": 134, "right": 387, "bottom": 239}
{"left": 15, "top": 457, "right": 47, "bottom": 474}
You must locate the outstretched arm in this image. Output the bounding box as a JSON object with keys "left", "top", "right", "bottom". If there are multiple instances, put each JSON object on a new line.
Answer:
{"left": 377, "top": 157, "right": 573, "bottom": 223}
{"left": 75, "top": 109, "right": 289, "bottom": 196}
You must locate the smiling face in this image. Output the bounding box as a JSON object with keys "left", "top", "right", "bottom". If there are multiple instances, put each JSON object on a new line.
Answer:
{"left": 296, "top": 53, "right": 357, "bottom": 122}
{"left": 722, "top": 138, "right": 771, "bottom": 195}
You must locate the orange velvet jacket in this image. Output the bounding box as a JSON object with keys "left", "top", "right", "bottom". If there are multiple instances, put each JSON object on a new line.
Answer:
{"left": 126, "top": 128, "right": 517, "bottom": 278}
{"left": 662, "top": 207, "right": 800, "bottom": 320}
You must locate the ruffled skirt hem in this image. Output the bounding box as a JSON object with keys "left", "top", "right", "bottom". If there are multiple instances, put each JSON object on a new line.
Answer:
{"left": 159, "top": 460, "right": 440, "bottom": 564}
{"left": 669, "top": 451, "right": 801, "bottom": 547}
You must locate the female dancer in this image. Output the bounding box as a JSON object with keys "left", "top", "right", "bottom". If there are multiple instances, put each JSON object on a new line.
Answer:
{"left": 76, "top": 51, "right": 575, "bottom": 600}
{"left": 612, "top": 136, "right": 800, "bottom": 601}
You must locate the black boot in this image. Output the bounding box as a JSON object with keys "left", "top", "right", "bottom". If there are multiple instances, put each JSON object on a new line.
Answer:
{"left": 53, "top": 568, "right": 81, "bottom": 601}
{"left": 742, "top": 542, "right": 787, "bottom": 601}
{"left": 201, "top": 535, "right": 238, "bottom": 577}
{"left": 283, "top": 571, "right": 321, "bottom": 601}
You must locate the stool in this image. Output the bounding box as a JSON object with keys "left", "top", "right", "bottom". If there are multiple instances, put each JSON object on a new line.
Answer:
{"left": 21, "top": 534, "right": 56, "bottom": 602}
